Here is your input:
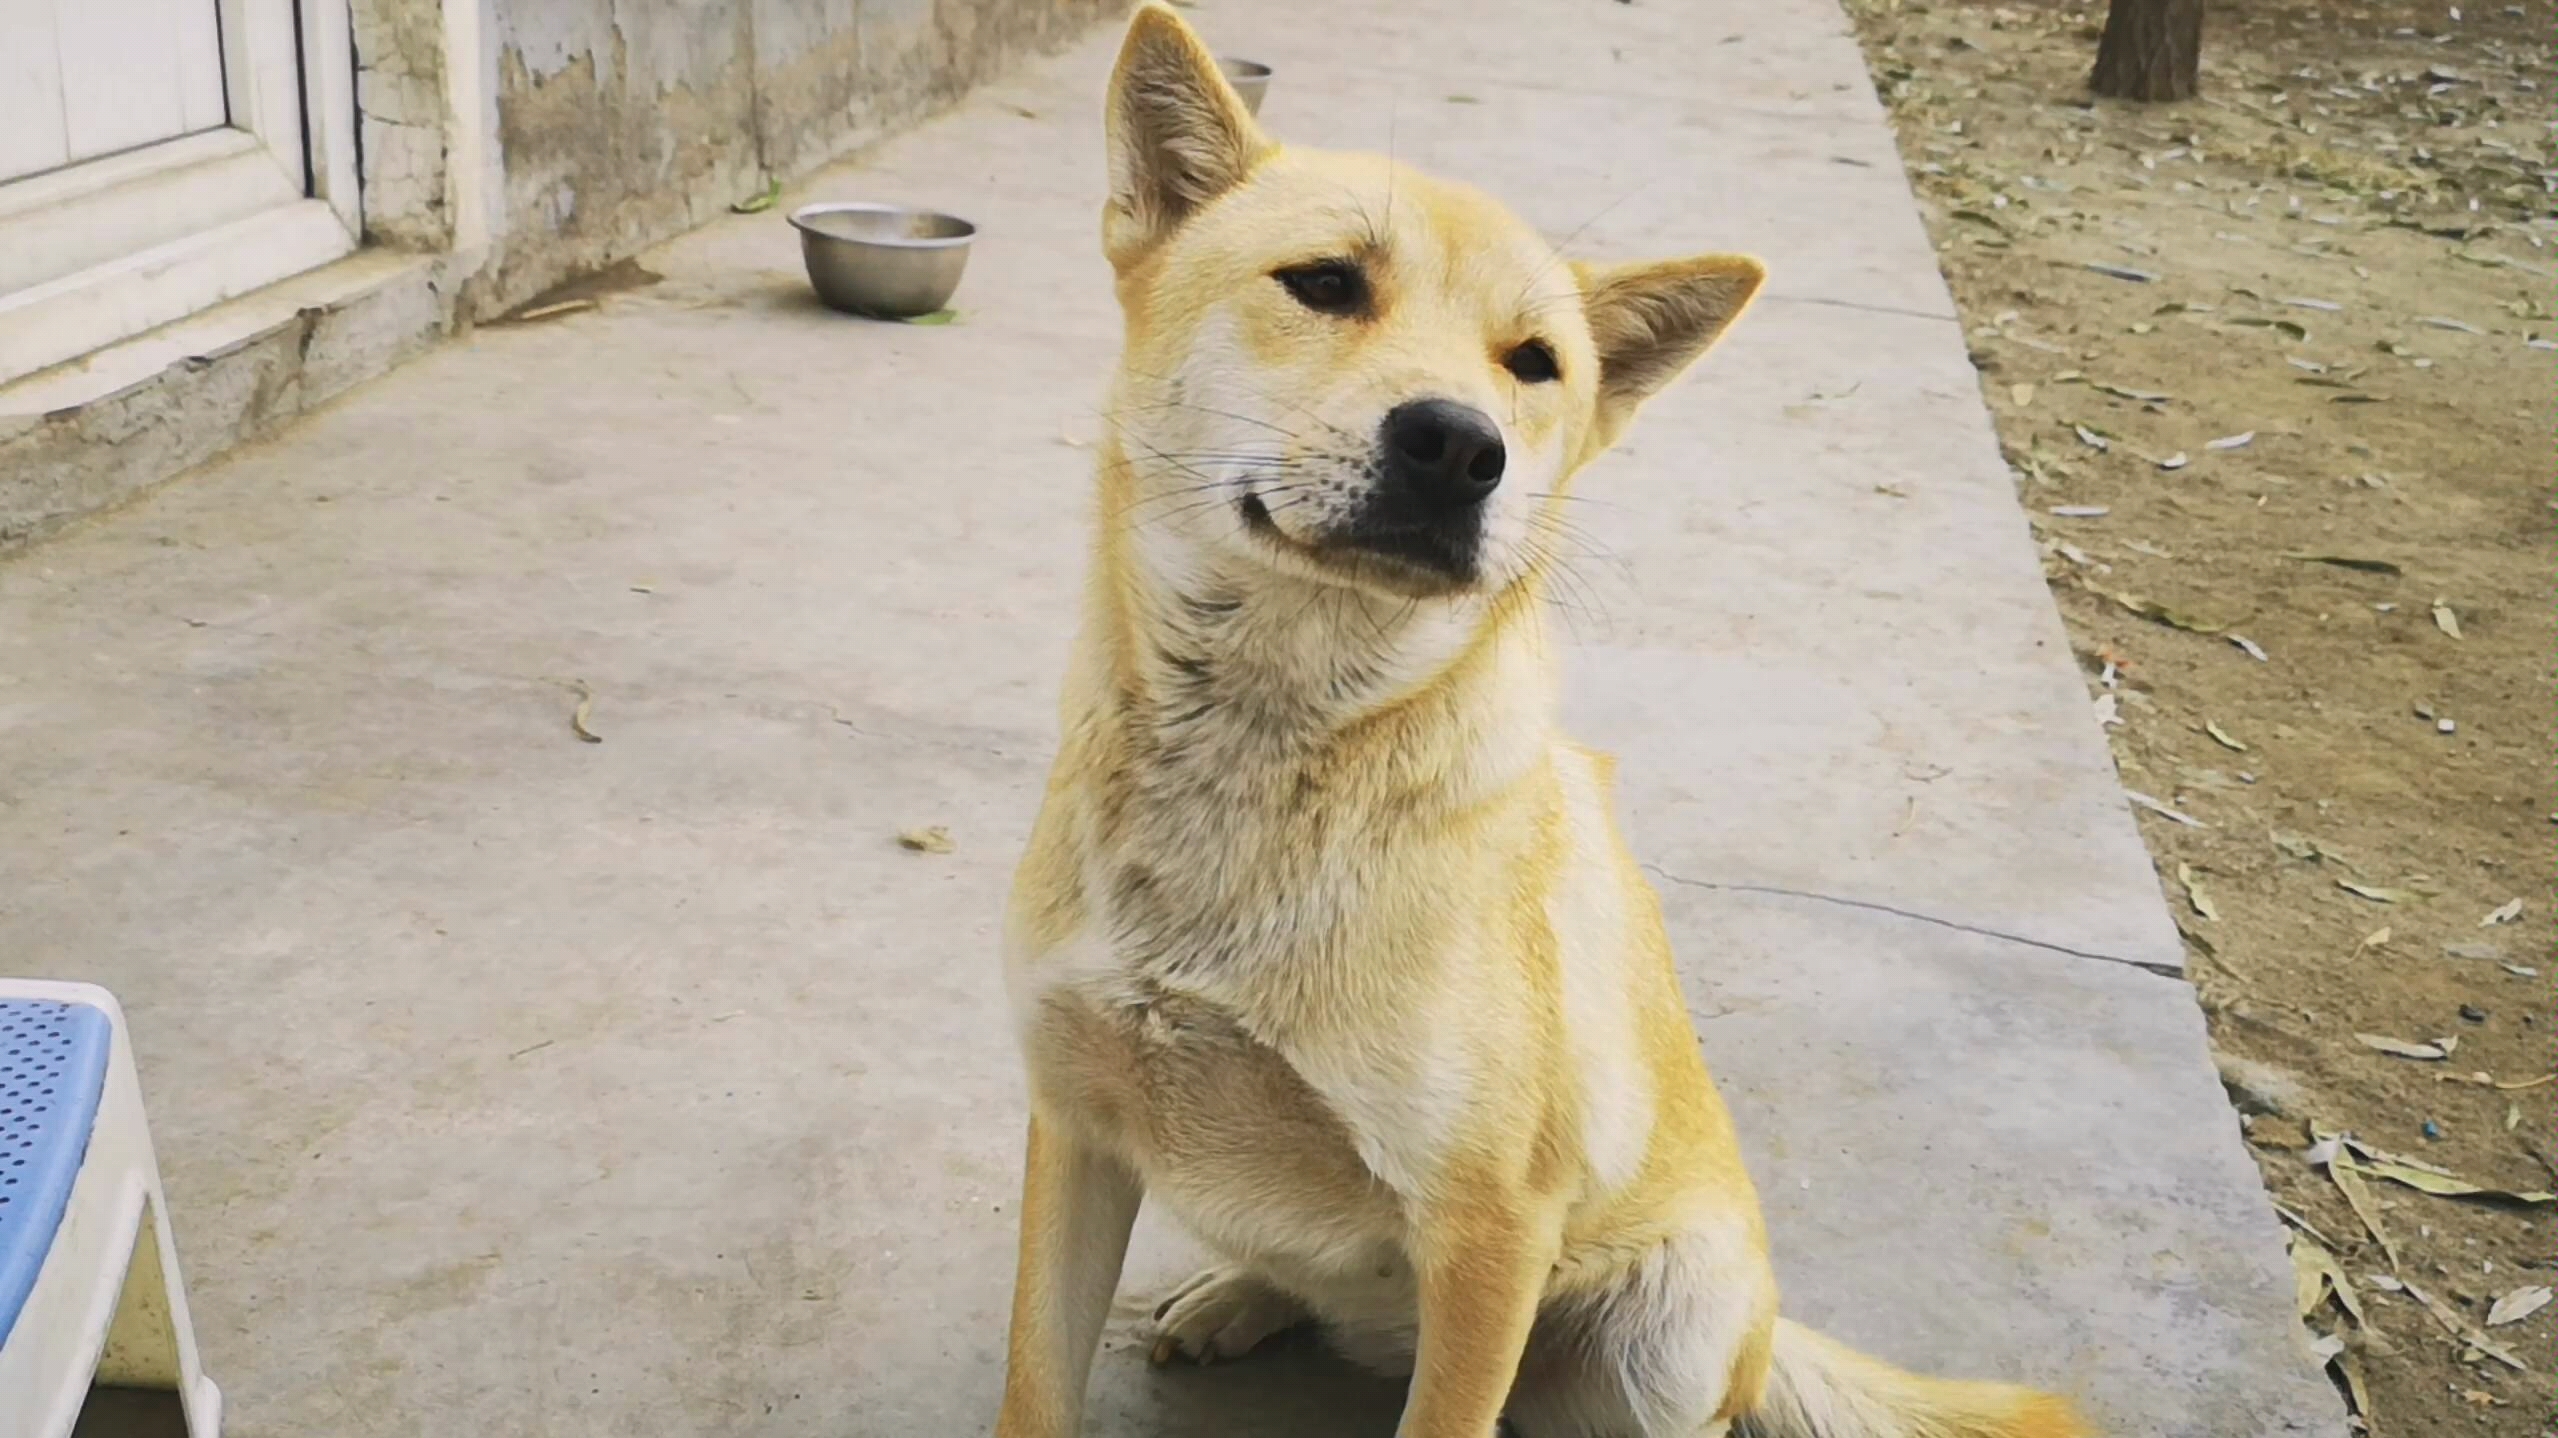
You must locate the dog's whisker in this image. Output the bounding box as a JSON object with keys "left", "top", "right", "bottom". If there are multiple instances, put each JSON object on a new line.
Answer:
{"left": 1526, "top": 522, "right": 1625, "bottom": 571}
{"left": 1120, "top": 479, "right": 1308, "bottom": 526}
{"left": 1522, "top": 529, "right": 1621, "bottom": 642}
{"left": 1513, "top": 184, "right": 1650, "bottom": 313}
{"left": 1381, "top": 100, "right": 1399, "bottom": 241}
{"left": 1521, "top": 489, "right": 1626, "bottom": 511}
{"left": 1110, "top": 366, "right": 1368, "bottom": 447}
{"left": 1110, "top": 398, "right": 1310, "bottom": 443}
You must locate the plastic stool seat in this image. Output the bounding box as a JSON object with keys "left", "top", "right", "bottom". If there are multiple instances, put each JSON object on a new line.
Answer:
{"left": 0, "top": 1004, "right": 111, "bottom": 1347}
{"left": 0, "top": 983, "right": 219, "bottom": 1438}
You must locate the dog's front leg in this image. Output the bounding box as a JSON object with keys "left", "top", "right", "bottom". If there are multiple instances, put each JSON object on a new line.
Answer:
{"left": 1396, "top": 1197, "right": 1560, "bottom": 1438}
{"left": 994, "top": 1115, "right": 1143, "bottom": 1438}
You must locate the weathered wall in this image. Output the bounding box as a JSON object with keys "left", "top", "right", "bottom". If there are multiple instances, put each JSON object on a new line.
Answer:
{"left": 475, "top": 0, "right": 1116, "bottom": 314}
{"left": 0, "top": 254, "right": 448, "bottom": 547}
{"left": 351, "top": 0, "right": 455, "bottom": 250}
{"left": 340, "top": 0, "right": 1113, "bottom": 309}
{"left": 1, "top": 0, "right": 1114, "bottom": 551}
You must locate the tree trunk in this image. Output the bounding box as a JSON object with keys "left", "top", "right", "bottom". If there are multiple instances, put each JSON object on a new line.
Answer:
{"left": 2090, "top": 0, "right": 2204, "bottom": 102}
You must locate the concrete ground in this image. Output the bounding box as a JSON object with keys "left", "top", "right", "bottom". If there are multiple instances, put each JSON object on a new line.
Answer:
{"left": 0, "top": 2, "right": 2344, "bottom": 1435}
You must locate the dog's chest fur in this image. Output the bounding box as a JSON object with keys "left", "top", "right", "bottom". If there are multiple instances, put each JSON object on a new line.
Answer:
{"left": 1008, "top": 589, "right": 1541, "bottom": 1265}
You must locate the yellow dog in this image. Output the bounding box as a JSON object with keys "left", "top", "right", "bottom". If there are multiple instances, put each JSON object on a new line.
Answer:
{"left": 994, "top": 9, "right": 2090, "bottom": 1437}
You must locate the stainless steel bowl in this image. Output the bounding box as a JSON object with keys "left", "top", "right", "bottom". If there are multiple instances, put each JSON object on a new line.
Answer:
{"left": 789, "top": 203, "right": 976, "bottom": 318}
{"left": 1218, "top": 58, "right": 1272, "bottom": 117}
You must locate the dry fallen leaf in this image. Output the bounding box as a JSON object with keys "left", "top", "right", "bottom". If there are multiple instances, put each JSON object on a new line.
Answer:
{"left": 2334, "top": 1136, "right": 2450, "bottom": 1176}
{"left": 2291, "top": 1230, "right": 2366, "bottom": 1323}
{"left": 2481, "top": 898, "right": 2524, "bottom": 926}
{"left": 2095, "top": 382, "right": 2170, "bottom": 403}
{"left": 2433, "top": 599, "right": 2464, "bottom": 638}
{"left": 2177, "top": 862, "right": 2220, "bottom": 922}
{"left": 2338, "top": 880, "right": 2417, "bottom": 904}
{"left": 512, "top": 298, "right": 599, "bottom": 324}
{"left": 2286, "top": 553, "right": 2404, "bottom": 576}
{"left": 2205, "top": 431, "right": 2256, "bottom": 450}
{"left": 2403, "top": 1278, "right": 2528, "bottom": 1371}
{"left": 569, "top": 682, "right": 603, "bottom": 744}
{"left": 2354, "top": 1033, "right": 2447, "bottom": 1060}
{"left": 2487, "top": 1286, "right": 2553, "bottom": 1327}
{"left": 2328, "top": 1343, "right": 2371, "bottom": 1420}
{"left": 2270, "top": 832, "right": 2358, "bottom": 870}
{"left": 2112, "top": 591, "right": 2231, "bottom": 634}
{"left": 2340, "top": 1152, "right": 2555, "bottom": 1205}
{"left": 897, "top": 825, "right": 956, "bottom": 854}
{"left": 2229, "top": 315, "right": 2312, "bottom": 341}
{"left": 2205, "top": 720, "right": 2246, "bottom": 752}
{"left": 2125, "top": 790, "right": 2205, "bottom": 827}
{"left": 2313, "top": 1133, "right": 2401, "bottom": 1270}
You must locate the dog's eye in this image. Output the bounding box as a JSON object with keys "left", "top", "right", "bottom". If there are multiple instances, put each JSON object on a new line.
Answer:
{"left": 1275, "top": 260, "right": 1368, "bottom": 316}
{"left": 1504, "top": 340, "right": 1561, "bottom": 384}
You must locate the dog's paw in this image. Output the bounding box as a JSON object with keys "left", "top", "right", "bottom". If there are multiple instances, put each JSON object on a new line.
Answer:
{"left": 1147, "top": 1266, "right": 1307, "bottom": 1366}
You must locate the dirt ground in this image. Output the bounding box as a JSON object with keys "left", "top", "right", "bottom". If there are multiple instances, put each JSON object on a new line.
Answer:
{"left": 1834, "top": 0, "right": 2553, "bottom": 1431}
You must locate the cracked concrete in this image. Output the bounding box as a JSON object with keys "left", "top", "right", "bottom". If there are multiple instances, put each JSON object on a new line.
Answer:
{"left": 0, "top": 1, "right": 2342, "bottom": 1434}
{"left": 1642, "top": 867, "right": 2185, "bottom": 978}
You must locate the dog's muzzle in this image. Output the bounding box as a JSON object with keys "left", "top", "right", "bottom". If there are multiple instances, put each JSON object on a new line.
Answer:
{"left": 1335, "top": 398, "right": 1505, "bottom": 580}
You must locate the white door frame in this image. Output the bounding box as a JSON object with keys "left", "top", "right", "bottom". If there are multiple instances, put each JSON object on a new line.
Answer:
{"left": 0, "top": 0, "right": 362, "bottom": 386}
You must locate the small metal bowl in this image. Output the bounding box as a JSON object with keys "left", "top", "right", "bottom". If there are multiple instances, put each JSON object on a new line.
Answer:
{"left": 789, "top": 202, "right": 976, "bottom": 319}
{"left": 1218, "top": 58, "right": 1272, "bottom": 118}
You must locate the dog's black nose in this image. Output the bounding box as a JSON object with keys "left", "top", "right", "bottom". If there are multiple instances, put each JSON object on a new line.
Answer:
{"left": 1381, "top": 399, "right": 1505, "bottom": 510}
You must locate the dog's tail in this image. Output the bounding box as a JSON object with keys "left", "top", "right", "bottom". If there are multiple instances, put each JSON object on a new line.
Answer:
{"left": 1735, "top": 1318, "right": 2091, "bottom": 1438}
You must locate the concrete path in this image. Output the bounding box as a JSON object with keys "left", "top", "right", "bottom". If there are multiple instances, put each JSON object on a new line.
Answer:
{"left": 0, "top": 2, "right": 2342, "bottom": 1435}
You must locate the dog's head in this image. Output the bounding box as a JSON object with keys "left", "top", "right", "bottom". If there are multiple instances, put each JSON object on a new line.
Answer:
{"left": 1098, "top": 4, "right": 1763, "bottom": 601}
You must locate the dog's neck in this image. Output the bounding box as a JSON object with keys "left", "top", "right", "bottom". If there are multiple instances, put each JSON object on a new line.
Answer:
{"left": 1077, "top": 475, "right": 1555, "bottom": 808}
{"left": 1052, "top": 447, "right": 1562, "bottom": 1001}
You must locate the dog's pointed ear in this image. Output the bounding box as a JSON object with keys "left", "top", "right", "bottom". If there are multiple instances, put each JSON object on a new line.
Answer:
{"left": 1571, "top": 254, "right": 1766, "bottom": 447}
{"left": 1103, "top": 3, "right": 1273, "bottom": 270}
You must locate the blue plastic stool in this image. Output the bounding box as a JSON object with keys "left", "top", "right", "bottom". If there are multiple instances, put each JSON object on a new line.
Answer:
{"left": 0, "top": 986, "right": 220, "bottom": 1438}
